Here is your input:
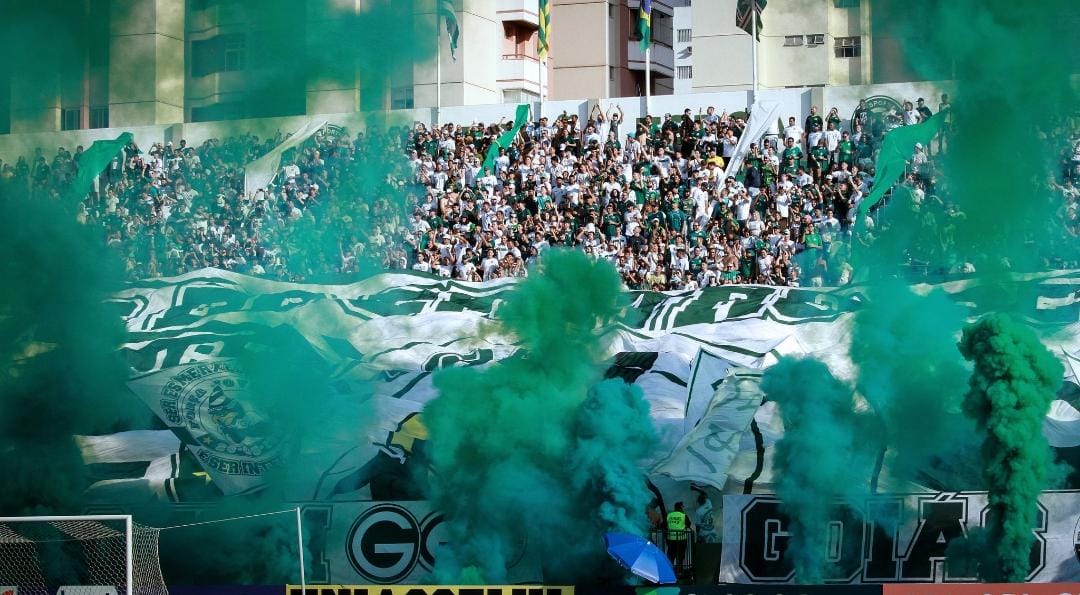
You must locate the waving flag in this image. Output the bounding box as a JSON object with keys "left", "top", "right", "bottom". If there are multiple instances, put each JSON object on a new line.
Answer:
{"left": 482, "top": 104, "right": 530, "bottom": 174}
{"left": 736, "top": 0, "right": 767, "bottom": 39}
{"left": 538, "top": 0, "right": 551, "bottom": 60}
{"left": 638, "top": 0, "right": 653, "bottom": 52}
{"left": 439, "top": 0, "right": 459, "bottom": 61}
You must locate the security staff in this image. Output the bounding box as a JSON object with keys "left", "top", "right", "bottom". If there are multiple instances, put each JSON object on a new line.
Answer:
{"left": 666, "top": 501, "right": 693, "bottom": 570}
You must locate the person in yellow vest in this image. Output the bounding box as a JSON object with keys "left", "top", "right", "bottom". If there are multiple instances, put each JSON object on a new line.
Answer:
{"left": 666, "top": 501, "right": 693, "bottom": 569}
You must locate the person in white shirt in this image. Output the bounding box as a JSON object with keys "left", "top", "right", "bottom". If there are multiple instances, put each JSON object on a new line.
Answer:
{"left": 824, "top": 122, "right": 842, "bottom": 157}
{"left": 734, "top": 192, "right": 752, "bottom": 223}
{"left": 807, "top": 128, "right": 824, "bottom": 154}
{"left": 721, "top": 129, "right": 739, "bottom": 160}
{"left": 654, "top": 148, "right": 673, "bottom": 177}
{"left": 795, "top": 168, "right": 813, "bottom": 187}
{"left": 481, "top": 249, "right": 501, "bottom": 280}
{"left": 775, "top": 190, "right": 792, "bottom": 221}
{"left": 783, "top": 117, "right": 804, "bottom": 145}
{"left": 412, "top": 252, "right": 432, "bottom": 273}
{"left": 902, "top": 101, "right": 921, "bottom": 125}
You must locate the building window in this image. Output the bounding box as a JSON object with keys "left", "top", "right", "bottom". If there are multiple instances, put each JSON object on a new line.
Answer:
{"left": 783, "top": 35, "right": 804, "bottom": 47}
{"left": 677, "top": 29, "right": 691, "bottom": 43}
{"left": 834, "top": 36, "right": 861, "bottom": 58}
{"left": 89, "top": 106, "right": 109, "bottom": 129}
{"left": 834, "top": 0, "right": 860, "bottom": 7}
{"left": 502, "top": 89, "right": 539, "bottom": 103}
{"left": 609, "top": 4, "right": 614, "bottom": 18}
{"left": 609, "top": 66, "right": 615, "bottom": 81}
{"left": 677, "top": 65, "right": 692, "bottom": 79}
{"left": 190, "top": 102, "right": 243, "bottom": 122}
{"left": 806, "top": 33, "right": 825, "bottom": 46}
{"left": 224, "top": 35, "right": 245, "bottom": 71}
{"left": 61, "top": 108, "right": 81, "bottom": 131}
{"left": 192, "top": 34, "right": 245, "bottom": 77}
{"left": 391, "top": 85, "right": 414, "bottom": 110}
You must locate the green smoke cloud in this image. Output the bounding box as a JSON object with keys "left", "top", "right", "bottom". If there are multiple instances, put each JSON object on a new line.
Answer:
{"left": 0, "top": 0, "right": 437, "bottom": 585}
{"left": 847, "top": 0, "right": 1077, "bottom": 523}
{"left": 424, "top": 249, "right": 657, "bottom": 583}
{"left": 957, "top": 313, "right": 1063, "bottom": 582}
{"left": 875, "top": 0, "right": 1079, "bottom": 279}
{"left": 761, "top": 357, "right": 874, "bottom": 584}
{"left": 0, "top": 178, "right": 138, "bottom": 515}
{"left": 850, "top": 280, "right": 978, "bottom": 489}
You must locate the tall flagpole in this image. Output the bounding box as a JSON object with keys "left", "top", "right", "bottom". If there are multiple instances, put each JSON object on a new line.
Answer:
{"left": 436, "top": 13, "right": 442, "bottom": 128}
{"left": 645, "top": 46, "right": 651, "bottom": 116}
{"left": 540, "top": 59, "right": 546, "bottom": 122}
{"left": 751, "top": 8, "right": 759, "bottom": 102}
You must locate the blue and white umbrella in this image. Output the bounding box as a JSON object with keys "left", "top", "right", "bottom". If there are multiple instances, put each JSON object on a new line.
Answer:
{"left": 604, "top": 531, "right": 677, "bottom": 584}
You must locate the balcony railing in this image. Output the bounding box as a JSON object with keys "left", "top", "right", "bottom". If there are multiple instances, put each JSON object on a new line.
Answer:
{"left": 501, "top": 53, "right": 539, "bottom": 62}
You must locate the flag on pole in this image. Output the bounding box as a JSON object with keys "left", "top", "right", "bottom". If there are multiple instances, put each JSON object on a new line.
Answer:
{"left": 638, "top": 0, "right": 653, "bottom": 52}
{"left": 538, "top": 0, "right": 551, "bottom": 61}
{"left": 438, "top": 0, "right": 459, "bottom": 61}
{"left": 736, "top": 0, "right": 766, "bottom": 39}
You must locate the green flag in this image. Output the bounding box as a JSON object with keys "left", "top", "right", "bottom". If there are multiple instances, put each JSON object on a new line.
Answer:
{"left": 736, "top": 0, "right": 766, "bottom": 40}
{"left": 857, "top": 113, "right": 945, "bottom": 223}
{"left": 438, "top": 0, "right": 459, "bottom": 61}
{"left": 481, "top": 104, "right": 529, "bottom": 175}
{"left": 68, "top": 132, "right": 133, "bottom": 202}
{"left": 638, "top": 0, "right": 652, "bottom": 52}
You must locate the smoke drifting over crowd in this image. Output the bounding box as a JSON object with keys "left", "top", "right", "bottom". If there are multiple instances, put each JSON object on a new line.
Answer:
{"left": 425, "top": 250, "right": 657, "bottom": 583}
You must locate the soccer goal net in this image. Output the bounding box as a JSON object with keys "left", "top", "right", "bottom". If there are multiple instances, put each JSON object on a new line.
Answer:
{"left": 0, "top": 515, "right": 167, "bottom": 595}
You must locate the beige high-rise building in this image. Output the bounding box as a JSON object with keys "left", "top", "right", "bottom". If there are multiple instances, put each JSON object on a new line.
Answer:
{"left": 0, "top": 0, "right": 939, "bottom": 135}
{"left": 547, "top": 0, "right": 683, "bottom": 100}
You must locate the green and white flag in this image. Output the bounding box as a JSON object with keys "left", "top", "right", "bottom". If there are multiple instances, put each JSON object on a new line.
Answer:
{"left": 439, "top": 0, "right": 459, "bottom": 61}
{"left": 96, "top": 267, "right": 1080, "bottom": 502}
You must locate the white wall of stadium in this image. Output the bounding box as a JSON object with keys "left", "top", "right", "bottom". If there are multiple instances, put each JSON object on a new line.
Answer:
{"left": 0, "top": 80, "right": 956, "bottom": 161}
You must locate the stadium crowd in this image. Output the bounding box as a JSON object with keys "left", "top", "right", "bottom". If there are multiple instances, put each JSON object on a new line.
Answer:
{"left": 4, "top": 97, "right": 1080, "bottom": 287}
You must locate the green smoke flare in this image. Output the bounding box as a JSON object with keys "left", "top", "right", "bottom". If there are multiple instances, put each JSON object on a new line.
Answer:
{"left": 425, "top": 249, "right": 657, "bottom": 583}
{"left": 762, "top": 357, "right": 873, "bottom": 584}
{"left": 957, "top": 313, "right": 1063, "bottom": 582}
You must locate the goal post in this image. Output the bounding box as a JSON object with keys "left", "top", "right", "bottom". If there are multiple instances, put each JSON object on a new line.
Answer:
{"left": 0, "top": 514, "right": 167, "bottom": 595}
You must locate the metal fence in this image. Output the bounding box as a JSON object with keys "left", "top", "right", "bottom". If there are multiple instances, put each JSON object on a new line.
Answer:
{"left": 648, "top": 528, "right": 694, "bottom": 579}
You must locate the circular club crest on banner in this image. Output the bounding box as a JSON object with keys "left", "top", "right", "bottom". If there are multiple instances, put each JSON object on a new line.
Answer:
{"left": 159, "top": 363, "right": 282, "bottom": 461}
{"left": 851, "top": 95, "right": 904, "bottom": 140}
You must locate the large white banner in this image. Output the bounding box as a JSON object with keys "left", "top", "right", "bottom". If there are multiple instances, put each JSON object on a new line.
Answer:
{"left": 720, "top": 491, "right": 1080, "bottom": 584}
{"left": 94, "top": 268, "right": 1080, "bottom": 502}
